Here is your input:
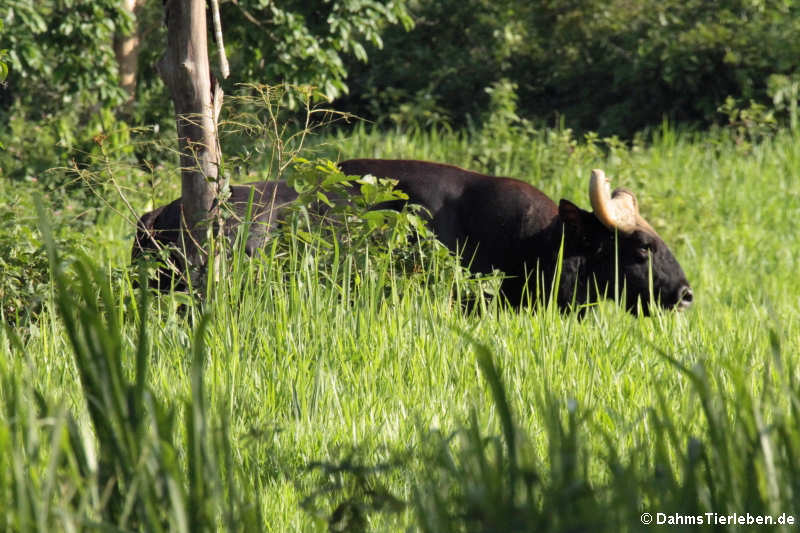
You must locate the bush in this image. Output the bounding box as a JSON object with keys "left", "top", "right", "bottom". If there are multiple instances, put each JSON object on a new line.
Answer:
{"left": 337, "top": 0, "right": 800, "bottom": 136}
{"left": 0, "top": 189, "right": 88, "bottom": 324}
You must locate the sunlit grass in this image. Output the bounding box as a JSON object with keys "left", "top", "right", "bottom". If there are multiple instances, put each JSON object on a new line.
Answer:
{"left": 2, "top": 124, "right": 799, "bottom": 531}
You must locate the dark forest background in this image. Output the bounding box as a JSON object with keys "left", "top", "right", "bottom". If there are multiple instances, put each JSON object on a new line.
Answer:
{"left": 3, "top": 0, "right": 800, "bottom": 181}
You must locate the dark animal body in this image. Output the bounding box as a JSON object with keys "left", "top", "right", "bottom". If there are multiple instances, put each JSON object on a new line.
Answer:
{"left": 131, "top": 180, "right": 300, "bottom": 289}
{"left": 339, "top": 160, "right": 691, "bottom": 314}
{"left": 133, "top": 159, "right": 692, "bottom": 314}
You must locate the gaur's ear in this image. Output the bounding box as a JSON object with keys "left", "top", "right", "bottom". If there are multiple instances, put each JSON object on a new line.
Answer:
{"left": 558, "top": 199, "right": 587, "bottom": 233}
{"left": 559, "top": 199, "right": 603, "bottom": 253}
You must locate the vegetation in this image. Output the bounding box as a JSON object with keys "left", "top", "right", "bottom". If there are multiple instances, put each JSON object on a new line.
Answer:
{"left": 339, "top": 0, "right": 800, "bottom": 135}
{"left": 0, "top": 0, "right": 411, "bottom": 181}
{"left": 2, "top": 1, "right": 800, "bottom": 531}
{"left": 3, "top": 117, "right": 800, "bottom": 529}
{"left": 5, "top": 0, "right": 800, "bottom": 181}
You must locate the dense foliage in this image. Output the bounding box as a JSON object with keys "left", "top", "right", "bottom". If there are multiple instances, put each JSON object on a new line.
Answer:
{"left": 339, "top": 0, "right": 800, "bottom": 135}
{"left": 3, "top": 3, "right": 800, "bottom": 529}
{"left": 3, "top": 124, "right": 800, "bottom": 530}
{"left": 1, "top": 0, "right": 129, "bottom": 113}
{"left": 0, "top": 1, "right": 132, "bottom": 180}
{"left": 219, "top": 0, "right": 412, "bottom": 103}
{"left": 0, "top": 0, "right": 411, "bottom": 180}
{"left": 3, "top": 0, "right": 799, "bottom": 185}
{"left": 0, "top": 21, "right": 8, "bottom": 85}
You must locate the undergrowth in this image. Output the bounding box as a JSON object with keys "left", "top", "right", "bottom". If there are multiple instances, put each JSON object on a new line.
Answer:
{"left": 2, "top": 103, "right": 799, "bottom": 530}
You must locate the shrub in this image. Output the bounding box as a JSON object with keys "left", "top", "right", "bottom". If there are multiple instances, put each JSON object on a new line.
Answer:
{"left": 338, "top": 0, "right": 800, "bottom": 136}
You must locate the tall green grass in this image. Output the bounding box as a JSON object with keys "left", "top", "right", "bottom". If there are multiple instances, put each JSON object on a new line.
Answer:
{"left": 2, "top": 124, "right": 799, "bottom": 531}
{"left": 412, "top": 336, "right": 800, "bottom": 532}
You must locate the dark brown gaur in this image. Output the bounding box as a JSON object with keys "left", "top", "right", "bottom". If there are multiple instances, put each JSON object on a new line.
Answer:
{"left": 337, "top": 159, "right": 692, "bottom": 314}
{"left": 132, "top": 159, "right": 693, "bottom": 314}
{"left": 131, "top": 180, "right": 300, "bottom": 290}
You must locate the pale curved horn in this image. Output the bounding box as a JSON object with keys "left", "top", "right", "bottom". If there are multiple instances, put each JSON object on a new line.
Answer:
{"left": 589, "top": 169, "right": 638, "bottom": 233}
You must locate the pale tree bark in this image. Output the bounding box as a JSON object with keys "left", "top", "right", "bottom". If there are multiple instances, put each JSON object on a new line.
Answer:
{"left": 114, "top": 0, "right": 146, "bottom": 111}
{"left": 157, "top": 0, "right": 222, "bottom": 274}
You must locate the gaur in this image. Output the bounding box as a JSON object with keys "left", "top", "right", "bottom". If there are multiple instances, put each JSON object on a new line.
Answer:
{"left": 132, "top": 159, "right": 693, "bottom": 314}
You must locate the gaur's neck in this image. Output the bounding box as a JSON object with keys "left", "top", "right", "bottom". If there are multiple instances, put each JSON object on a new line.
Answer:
{"left": 553, "top": 254, "right": 589, "bottom": 310}
{"left": 545, "top": 220, "right": 608, "bottom": 312}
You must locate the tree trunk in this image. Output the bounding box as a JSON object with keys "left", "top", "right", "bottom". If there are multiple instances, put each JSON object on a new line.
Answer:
{"left": 157, "top": 0, "right": 221, "bottom": 275}
{"left": 114, "top": 0, "right": 145, "bottom": 113}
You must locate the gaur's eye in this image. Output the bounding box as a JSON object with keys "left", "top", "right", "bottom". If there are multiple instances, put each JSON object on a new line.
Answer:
{"left": 636, "top": 245, "right": 651, "bottom": 259}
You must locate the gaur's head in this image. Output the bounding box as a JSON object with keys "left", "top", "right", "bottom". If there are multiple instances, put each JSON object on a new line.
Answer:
{"left": 559, "top": 169, "right": 692, "bottom": 315}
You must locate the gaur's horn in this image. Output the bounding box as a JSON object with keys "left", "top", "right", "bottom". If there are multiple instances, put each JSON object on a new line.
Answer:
{"left": 589, "top": 169, "right": 639, "bottom": 233}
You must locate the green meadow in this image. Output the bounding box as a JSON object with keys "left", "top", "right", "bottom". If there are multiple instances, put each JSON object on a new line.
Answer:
{"left": 2, "top": 123, "right": 800, "bottom": 531}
